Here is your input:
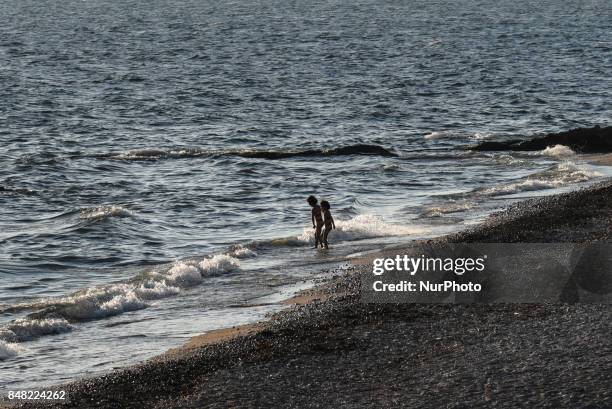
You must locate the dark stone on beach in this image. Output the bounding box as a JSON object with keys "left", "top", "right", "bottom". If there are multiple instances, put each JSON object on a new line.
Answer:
{"left": 471, "top": 126, "right": 612, "bottom": 153}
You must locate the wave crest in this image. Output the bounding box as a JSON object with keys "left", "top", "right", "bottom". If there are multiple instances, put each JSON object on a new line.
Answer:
{"left": 0, "top": 340, "right": 21, "bottom": 361}
{"left": 479, "top": 162, "right": 601, "bottom": 196}
{"left": 199, "top": 254, "right": 240, "bottom": 275}
{"left": 541, "top": 145, "right": 575, "bottom": 158}
{"left": 0, "top": 318, "right": 73, "bottom": 343}
{"left": 228, "top": 245, "right": 257, "bottom": 259}
{"left": 163, "top": 263, "right": 203, "bottom": 288}
{"left": 297, "top": 214, "right": 425, "bottom": 243}
{"left": 80, "top": 205, "right": 133, "bottom": 221}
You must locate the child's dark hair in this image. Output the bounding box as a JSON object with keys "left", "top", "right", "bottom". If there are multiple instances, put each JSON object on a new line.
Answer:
{"left": 320, "top": 200, "right": 330, "bottom": 209}
{"left": 307, "top": 195, "right": 317, "bottom": 205}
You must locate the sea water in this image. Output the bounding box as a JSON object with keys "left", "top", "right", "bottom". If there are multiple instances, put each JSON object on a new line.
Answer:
{"left": 1, "top": 0, "right": 611, "bottom": 389}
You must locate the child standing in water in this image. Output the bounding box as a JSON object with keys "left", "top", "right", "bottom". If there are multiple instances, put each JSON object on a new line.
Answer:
{"left": 320, "top": 200, "right": 335, "bottom": 249}
{"left": 307, "top": 195, "right": 324, "bottom": 248}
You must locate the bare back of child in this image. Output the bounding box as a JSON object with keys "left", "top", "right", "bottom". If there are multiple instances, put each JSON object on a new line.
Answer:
{"left": 320, "top": 200, "right": 335, "bottom": 249}
{"left": 307, "top": 195, "right": 324, "bottom": 248}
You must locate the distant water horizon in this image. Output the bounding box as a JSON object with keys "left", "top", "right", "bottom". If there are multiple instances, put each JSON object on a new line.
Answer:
{"left": 1, "top": 0, "right": 611, "bottom": 389}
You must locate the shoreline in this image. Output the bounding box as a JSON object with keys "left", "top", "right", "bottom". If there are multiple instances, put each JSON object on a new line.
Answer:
{"left": 8, "top": 179, "right": 612, "bottom": 408}
{"left": 158, "top": 286, "right": 334, "bottom": 361}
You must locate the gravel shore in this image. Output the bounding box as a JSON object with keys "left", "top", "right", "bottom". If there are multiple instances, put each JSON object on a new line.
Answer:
{"left": 8, "top": 181, "right": 612, "bottom": 409}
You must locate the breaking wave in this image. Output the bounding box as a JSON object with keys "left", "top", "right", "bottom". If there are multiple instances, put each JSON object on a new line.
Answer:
{"left": 0, "top": 211, "right": 429, "bottom": 356}
{"left": 421, "top": 202, "right": 475, "bottom": 218}
{"left": 0, "top": 340, "right": 21, "bottom": 361}
{"left": 479, "top": 162, "right": 601, "bottom": 196}
{"left": 423, "top": 131, "right": 494, "bottom": 141}
{"left": 470, "top": 132, "right": 495, "bottom": 140}
{"left": 249, "top": 214, "right": 428, "bottom": 249}
{"left": 228, "top": 245, "right": 258, "bottom": 259}
{"left": 198, "top": 254, "right": 240, "bottom": 274}
{"left": 297, "top": 214, "right": 426, "bottom": 243}
{"left": 0, "top": 247, "right": 242, "bottom": 331}
{"left": 424, "top": 131, "right": 453, "bottom": 140}
{"left": 80, "top": 205, "right": 133, "bottom": 221}
{"left": 0, "top": 253, "right": 244, "bottom": 357}
{"left": 0, "top": 318, "right": 73, "bottom": 343}
{"left": 540, "top": 145, "right": 575, "bottom": 158}
{"left": 493, "top": 154, "right": 528, "bottom": 166}
{"left": 29, "top": 254, "right": 241, "bottom": 322}
{"left": 0, "top": 318, "right": 72, "bottom": 361}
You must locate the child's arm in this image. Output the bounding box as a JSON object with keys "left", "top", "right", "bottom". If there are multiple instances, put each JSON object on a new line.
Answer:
{"left": 311, "top": 211, "right": 315, "bottom": 228}
{"left": 331, "top": 215, "right": 336, "bottom": 229}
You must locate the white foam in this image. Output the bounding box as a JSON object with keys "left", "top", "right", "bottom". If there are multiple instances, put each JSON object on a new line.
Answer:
{"left": 424, "top": 130, "right": 451, "bottom": 140}
{"left": 425, "top": 131, "right": 493, "bottom": 141}
{"left": 423, "top": 202, "right": 474, "bottom": 217}
{"left": 164, "top": 262, "right": 202, "bottom": 287}
{"left": 80, "top": 205, "right": 132, "bottom": 221}
{"left": 480, "top": 161, "right": 601, "bottom": 196}
{"left": 135, "top": 281, "right": 181, "bottom": 299}
{"left": 53, "top": 284, "right": 149, "bottom": 320}
{"left": 470, "top": 132, "right": 494, "bottom": 140}
{"left": 494, "top": 154, "right": 527, "bottom": 166}
{"left": 114, "top": 149, "right": 167, "bottom": 160}
{"left": 199, "top": 254, "right": 240, "bottom": 275}
{"left": 229, "top": 245, "right": 257, "bottom": 259}
{"left": 0, "top": 340, "right": 21, "bottom": 360}
{"left": 298, "top": 214, "right": 426, "bottom": 243}
{"left": 481, "top": 179, "right": 562, "bottom": 195}
{"left": 99, "top": 292, "right": 146, "bottom": 316}
{"left": 382, "top": 164, "right": 400, "bottom": 172}
{"left": 541, "top": 145, "right": 575, "bottom": 158}
{"left": 7, "top": 254, "right": 244, "bottom": 327}
{"left": 0, "top": 318, "right": 73, "bottom": 342}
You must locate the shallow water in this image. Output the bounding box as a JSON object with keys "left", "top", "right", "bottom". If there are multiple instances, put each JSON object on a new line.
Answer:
{"left": 1, "top": 0, "right": 611, "bottom": 389}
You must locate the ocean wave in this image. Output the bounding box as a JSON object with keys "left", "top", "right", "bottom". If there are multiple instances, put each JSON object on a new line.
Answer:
{"left": 0, "top": 340, "right": 21, "bottom": 361}
{"left": 424, "top": 131, "right": 453, "bottom": 140}
{"left": 96, "top": 144, "right": 396, "bottom": 161}
{"left": 470, "top": 132, "right": 495, "bottom": 140}
{"left": 159, "top": 262, "right": 202, "bottom": 288}
{"left": 381, "top": 163, "right": 401, "bottom": 172}
{"left": 228, "top": 245, "right": 257, "bottom": 259}
{"left": 35, "top": 285, "right": 149, "bottom": 321}
{"left": 297, "top": 214, "right": 426, "bottom": 243}
{"left": 0, "top": 206, "right": 133, "bottom": 245}
{"left": 540, "top": 144, "right": 575, "bottom": 158}
{"left": 49, "top": 255, "right": 240, "bottom": 321}
{"left": 423, "top": 131, "right": 494, "bottom": 141}
{"left": 79, "top": 205, "right": 133, "bottom": 221}
{"left": 481, "top": 179, "right": 565, "bottom": 195}
{"left": 0, "top": 214, "right": 417, "bottom": 343}
{"left": 479, "top": 162, "right": 601, "bottom": 196}
{"left": 134, "top": 281, "right": 181, "bottom": 299}
{"left": 199, "top": 254, "right": 240, "bottom": 275}
{"left": 0, "top": 318, "right": 73, "bottom": 343}
{"left": 421, "top": 202, "right": 475, "bottom": 218}
{"left": 15, "top": 253, "right": 242, "bottom": 327}
{"left": 493, "top": 154, "right": 528, "bottom": 166}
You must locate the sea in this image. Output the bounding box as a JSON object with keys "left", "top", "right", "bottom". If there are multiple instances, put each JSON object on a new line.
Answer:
{"left": 1, "top": 0, "right": 611, "bottom": 390}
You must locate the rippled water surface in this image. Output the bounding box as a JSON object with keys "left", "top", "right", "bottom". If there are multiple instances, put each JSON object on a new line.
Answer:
{"left": 1, "top": 0, "right": 611, "bottom": 389}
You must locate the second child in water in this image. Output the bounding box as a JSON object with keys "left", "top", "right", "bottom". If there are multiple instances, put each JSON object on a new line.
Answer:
{"left": 320, "top": 200, "right": 335, "bottom": 249}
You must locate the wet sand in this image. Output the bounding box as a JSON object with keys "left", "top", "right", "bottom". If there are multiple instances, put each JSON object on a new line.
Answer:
{"left": 8, "top": 180, "right": 612, "bottom": 409}
{"left": 590, "top": 153, "right": 612, "bottom": 166}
